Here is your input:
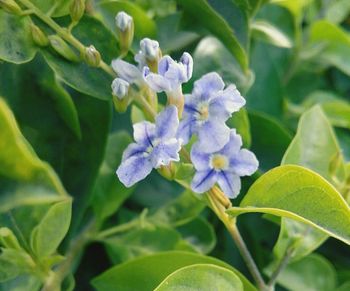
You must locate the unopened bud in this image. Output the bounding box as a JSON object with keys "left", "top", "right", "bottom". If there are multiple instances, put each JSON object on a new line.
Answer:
{"left": 30, "top": 24, "right": 49, "bottom": 47}
{"left": 84, "top": 45, "right": 101, "bottom": 67}
{"left": 158, "top": 162, "right": 177, "bottom": 180}
{"left": 0, "top": 228, "right": 21, "bottom": 250}
{"left": 70, "top": 0, "right": 85, "bottom": 23}
{"left": 115, "top": 11, "right": 134, "bottom": 54}
{"left": 136, "top": 38, "right": 161, "bottom": 72}
{"left": 0, "top": 0, "right": 22, "bottom": 15}
{"left": 48, "top": 35, "right": 79, "bottom": 62}
{"left": 112, "top": 78, "right": 129, "bottom": 100}
{"left": 112, "top": 78, "right": 130, "bottom": 113}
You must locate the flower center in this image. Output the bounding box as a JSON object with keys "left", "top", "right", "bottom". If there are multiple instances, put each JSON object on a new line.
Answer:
{"left": 197, "top": 103, "right": 209, "bottom": 121}
{"left": 211, "top": 154, "right": 228, "bottom": 171}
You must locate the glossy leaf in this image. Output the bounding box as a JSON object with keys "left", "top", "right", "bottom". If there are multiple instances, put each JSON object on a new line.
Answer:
{"left": 251, "top": 20, "right": 292, "bottom": 48}
{"left": 0, "top": 11, "right": 37, "bottom": 64}
{"left": 265, "top": 254, "right": 337, "bottom": 291}
{"left": 29, "top": 0, "right": 74, "bottom": 17}
{"left": 176, "top": 0, "right": 249, "bottom": 72}
{"left": 154, "top": 264, "right": 243, "bottom": 291}
{"left": 227, "top": 165, "right": 350, "bottom": 245}
{"left": 30, "top": 199, "right": 72, "bottom": 257}
{"left": 92, "top": 251, "right": 256, "bottom": 291}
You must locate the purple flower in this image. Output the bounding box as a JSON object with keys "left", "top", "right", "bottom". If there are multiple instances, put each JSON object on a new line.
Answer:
{"left": 177, "top": 72, "right": 246, "bottom": 153}
{"left": 111, "top": 59, "right": 144, "bottom": 87}
{"left": 190, "top": 130, "right": 258, "bottom": 198}
{"left": 143, "top": 52, "right": 193, "bottom": 98}
{"left": 117, "top": 106, "right": 181, "bottom": 187}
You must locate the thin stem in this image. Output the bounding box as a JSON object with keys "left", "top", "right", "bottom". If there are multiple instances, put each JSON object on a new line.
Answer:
{"left": 95, "top": 219, "right": 139, "bottom": 240}
{"left": 267, "top": 247, "right": 294, "bottom": 288}
{"left": 17, "top": 0, "right": 115, "bottom": 78}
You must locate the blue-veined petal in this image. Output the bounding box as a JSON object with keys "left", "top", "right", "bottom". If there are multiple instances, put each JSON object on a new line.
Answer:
{"left": 155, "top": 105, "right": 179, "bottom": 140}
{"left": 151, "top": 138, "right": 181, "bottom": 168}
{"left": 220, "top": 129, "right": 242, "bottom": 157}
{"left": 209, "top": 85, "right": 246, "bottom": 121}
{"left": 193, "top": 72, "right": 224, "bottom": 101}
{"left": 197, "top": 120, "right": 230, "bottom": 153}
{"left": 116, "top": 155, "right": 153, "bottom": 187}
{"left": 143, "top": 67, "right": 172, "bottom": 92}
{"left": 230, "top": 149, "right": 259, "bottom": 176}
{"left": 112, "top": 59, "right": 142, "bottom": 85}
{"left": 133, "top": 121, "right": 156, "bottom": 146}
{"left": 177, "top": 116, "right": 194, "bottom": 145}
{"left": 122, "top": 143, "right": 148, "bottom": 161}
{"left": 217, "top": 171, "right": 241, "bottom": 198}
{"left": 180, "top": 52, "right": 193, "bottom": 81}
{"left": 190, "top": 142, "right": 211, "bottom": 171}
{"left": 191, "top": 170, "right": 217, "bottom": 193}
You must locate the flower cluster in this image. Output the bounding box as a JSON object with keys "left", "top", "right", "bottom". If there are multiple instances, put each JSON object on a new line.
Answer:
{"left": 113, "top": 12, "right": 258, "bottom": 198}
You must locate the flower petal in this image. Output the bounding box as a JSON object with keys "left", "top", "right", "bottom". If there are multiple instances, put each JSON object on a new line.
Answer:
{"left": 230, "top": 149, "right": 259, "bottom": 176}
{"left": 190, "top": 142, "right": 211, "bottom": 171}
{"left": 122, "top": 143, "right": 148, "bottom": 161}
{"left": 112, "top": 59, "right": 142, "bottom": 85}
{"left": 133, "top": 121, "right": 156, "bottom": 146}
{"left": 191, "top": 170, "right": 217, "bottom": 193}
{"left": 217, "top": 171, "right": 241, "bottom": 198}
{"left": 180, "top": 52, "right": 193, "bottom": 81}
{"left": 209, "top": 85, "right": 246, "bottom": 121}
{"left": 193, "top": 72, "right": 225, "bottom": 101}
{"left": 220, "top": 129, "right": 242, "bottom": 157}
{"left": 158, "top": 55, "right": 173, "bottom": 76}
{"left": 116, "top": 155, "right": 153, "bottom": 187}
{"left": 151, "top": 138, "right": 181, "bottom": 168}
{"left": 155, "top": 105, "right": 179, "bottom": 140}
{"left": 143, "top": 67, "right": 172, "bottom": 92}
{"left": 177, "top": 117, "right": 194, "bottom": 145}
{"left": 197, "top": 120, "right": 230, "bottom": 153}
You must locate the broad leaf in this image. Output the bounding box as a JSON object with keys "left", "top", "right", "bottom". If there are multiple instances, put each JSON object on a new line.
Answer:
{"left": 227, "top": 165, "right": 350, "bottom": 245}
{"left": 154, "top": 264, "right": 243, "bottom": 291}
{"left": 29, "top": 0, "right": 74, "bottom": 17}
{"left": 176, "top": 0, "right": 249, "bottom": 72}
{"left": 30, "top": 199, "right": 72, "bottom": 257}
{"left": 92, "top": 251, "right": 256, "bottom": 291}
{"left": 0, "top": 11, "right": 37, "bottom": 64}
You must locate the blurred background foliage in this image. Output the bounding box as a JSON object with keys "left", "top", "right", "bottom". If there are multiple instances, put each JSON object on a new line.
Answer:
{"left": 0, "top": 0, "right": 350, "bottom": 290}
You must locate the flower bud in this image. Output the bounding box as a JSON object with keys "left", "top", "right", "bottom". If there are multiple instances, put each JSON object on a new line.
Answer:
{"left": 84, "top": 45, "right": 101, "bottom": 67}
{"left": 112, "top": 78, "right": 130, "bottom": 113}
{"left": 48, "top": 35, "right": 79, "bottom": 62}
{"left": 0, "top": 0, "right": 22, "bottom": 15}
{"left": 115, "top": 11, "right": 134, "bottom": 54}
{"left": 0, "top": 227, "right": 21, "bottom": 250}
{"left": 30, "top": 24, "right": 49, "bottom": 47}
{"left": 136, "top": 38, "right": 161, "bottom": 72}
{"left": 158, "top": 162, "right": 177, "bottom": 180}
{"left": 70, "top": 0, "right": 85, "bottom": 23}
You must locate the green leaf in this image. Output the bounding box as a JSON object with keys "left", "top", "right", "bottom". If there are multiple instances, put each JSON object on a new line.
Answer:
{"left": 309, "top": 20, "right": 350, "bottom": 76}
{"left": 29, "top": 0, "right": 74, "bottom": 17}
{"left": 326, "top": 0, "right": 350, "bottom": 24}
{"left": 176, "top": 0, "right": 249, "bottom": 72}
{"left": 227, "top": 165, "right": 350, "bottom": 245}
{"left": 192, "top": 37, "right": 253, "bottom": 92}
{"left": 0, "top": 274, "right": 41, "bottom": 291}
{"left": 336, "top": 282, "right": 350, "bottom": 291}
{"left": 265, "top": 254, "right": 337, "bottom": 291}
{"left": 248, "top": 111, "right": 292, "bottom": 171}
{"left": 0, "top": 258, "right": 19, "bottom": 283}
{"left": 251, "top": 20, "right": 292, "bottom": 48}
{"left": 30, "top": 199, "right": 72, "bottom": 257}
{"left": 104, "top": 225, "right": 190, "bottom": 263}
{"left": 91, "top": 251, "right": 256, "bottom": 291}
{"left": 154, "top": 264, "right": 243, "bottom": 291}
{"left": 95, "top": 0, "right": 156, "bottom": 38}
{"left": 176, "top": 217, "right": 216, "bottom": 254}
{"left": 0, "top": 97, "right": 68, "bottom": 212}
{"left": 149, "top": 190, "right": 205, "bottom": 227}
{"left": 282, "top": 106, "right": 346, "bottom": 183}
{"left": 92, "top": 131, "right": 135, "bottom": 224}
{"left": 0, "top": 11, "right": 37, "bottom": 64}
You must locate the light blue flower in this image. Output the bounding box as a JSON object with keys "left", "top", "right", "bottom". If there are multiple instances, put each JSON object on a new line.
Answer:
{"left": 112, "top": 58, "right": 144, "bottom": 87}
{"left": 143, "top": 52, "right": 193, "bottom": 98}
{"left": 117, "top": 106, "right": 181, "bottom": 187}
{"left": 177, "top": 72, "right": 246, "bottom": 153}
{"left": 190, "top": 129, "right": 258, "bottom": 198}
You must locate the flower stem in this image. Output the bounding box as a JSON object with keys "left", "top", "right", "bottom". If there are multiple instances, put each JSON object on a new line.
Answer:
{"left": 17, "top": 0, "right": 116, "bottom": 78}
{"left": 267, "top": 247, "right": 294, "bottom": 288}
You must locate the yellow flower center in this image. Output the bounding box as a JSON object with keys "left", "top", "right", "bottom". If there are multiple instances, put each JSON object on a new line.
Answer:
{"left": 197, "top": 103, "right": 209, "bottom": 121}
{"left": 211, "top": 154, "right": 228, "bottom": 170}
